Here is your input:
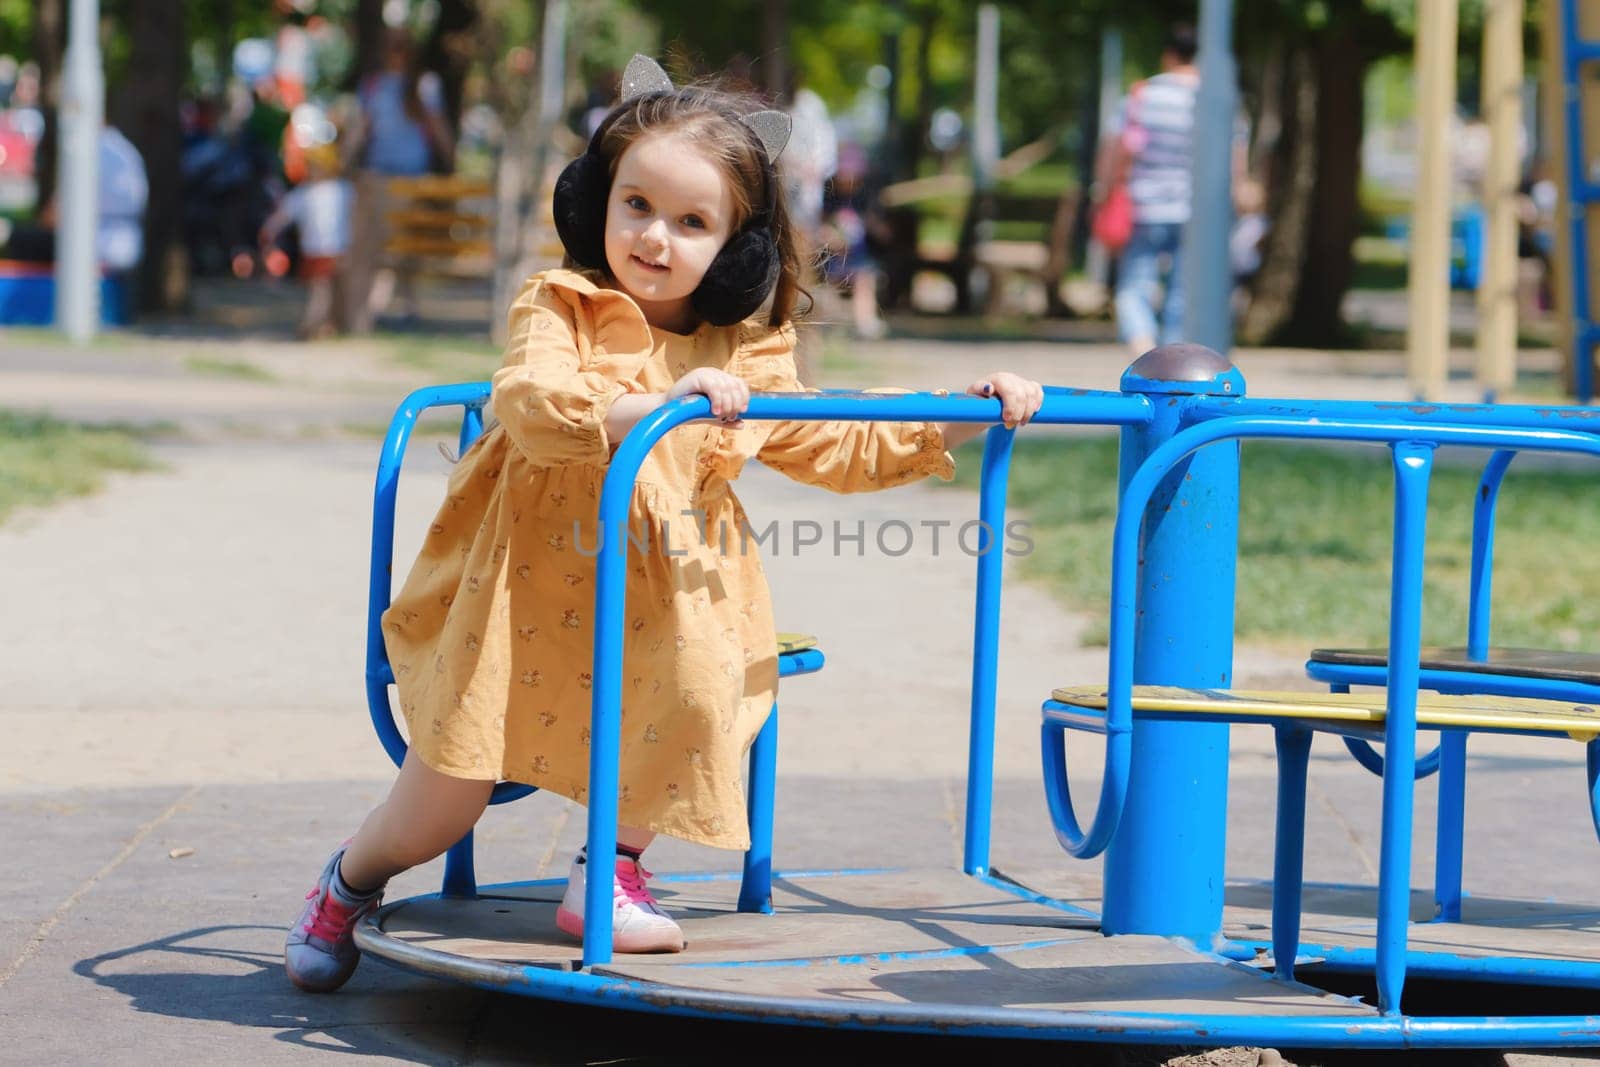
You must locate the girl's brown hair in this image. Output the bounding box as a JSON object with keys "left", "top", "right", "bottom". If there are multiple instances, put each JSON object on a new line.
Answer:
{"left": 588, "top": 86, "right": 807, "bottom": 327}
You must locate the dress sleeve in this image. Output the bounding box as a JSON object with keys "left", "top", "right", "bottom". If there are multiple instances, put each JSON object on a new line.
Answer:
{"left": 489, "top": 277, "right": 642, "bottom": 467}
{"left": 742, "top": 325, "right": 955, "bottom": 493}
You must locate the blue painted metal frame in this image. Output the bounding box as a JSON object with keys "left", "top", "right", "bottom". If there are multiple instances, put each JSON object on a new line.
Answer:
{"left": 1225, "top": 933, "right": 1600, "bottom": 991}
{"left": 962, "top": 426, "right": 1013, "bottom": 876}
{"left": 1101, "top": 360, "right": 1241, "bottom": 943}
{"left": 1306, "top": 448, "right": 1600, "bottom": 922}
{"left": 582, "top": 387, "right": 1153, "bottom": 966}
{"left": 357, "top": 378, "right": 1600, "bottom": 1047}
{"left": 364, "top": 383, "right": 825, "bottom": 904}
{"left": 1041, "top": 408, "right": 1600, "bottom": 1018}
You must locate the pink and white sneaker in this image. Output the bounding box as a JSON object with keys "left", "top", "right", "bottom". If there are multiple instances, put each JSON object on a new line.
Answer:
{"left": 284, "top": 846, "right": 383, "bottom": 993}
{"left": 555, "top": 852, "right": 685, "bottom": 953}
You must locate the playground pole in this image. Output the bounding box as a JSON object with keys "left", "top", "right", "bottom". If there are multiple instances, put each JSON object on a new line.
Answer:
{"left": 1182, "top": 0, "right": 1237, "bottom": 355}
{"left": 56, "top": 0, "right": 103, "bottom": 342}
{"left": 1541, "top": 0, "right": 1600, "bottom": 400}
{"left": 1477, "top": 0, "right": 1524, "bottom": 402}
{"left": 1408, "top": 0, "right": 1458, "bottom": 401}
{"left": 972, "top": 5, "right": 1000, "bottom": 194}
{"left": 1103, "top": 344, "right": 1242, "bottom": 944}
{"left": 1084, "top": 27, "right": 1124, "bottom": 288}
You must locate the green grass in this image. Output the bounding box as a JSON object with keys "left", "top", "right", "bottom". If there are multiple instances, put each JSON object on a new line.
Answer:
{"left": 338, "top": 419, "right": 458, "bottom": 440}
{"left": 816, "top": 334, "right": 873, "bottom": 377}
{"left": 388, "top": 335, "right": 503, "bottom": 382}
{"left": 997, "top": 162, "right": 1077, "bottom": 199}
{"left": 950, "top": 435, "right": 1600, "bottom": 651}
{"left": 0, "top": 411, "right": 160, "bottom": 524}
{"left": 185, "top": 356, "right": 278, "bottom": 381}
{"left": 0, "top": 326, "right": 138, "bottom": 349}
{"left": 1350, "top": 235, "right": 1409, "bottom": 291}
{"left": 911, "top": 162, "right": 1077, "bottom": 250}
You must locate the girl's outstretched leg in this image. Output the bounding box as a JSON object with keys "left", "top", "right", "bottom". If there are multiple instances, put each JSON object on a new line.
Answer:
{"left": 285, "top": 752, "right": 494, "bottom": 992}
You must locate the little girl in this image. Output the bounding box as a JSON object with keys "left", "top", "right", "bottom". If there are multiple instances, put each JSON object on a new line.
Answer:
{"left": 285, "top": 55, "right": 1044, "bottom": 993}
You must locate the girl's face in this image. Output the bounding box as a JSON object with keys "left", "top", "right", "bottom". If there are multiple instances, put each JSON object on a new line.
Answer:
{"left": 603, "top": 132, "right": 737, "bottom": 332}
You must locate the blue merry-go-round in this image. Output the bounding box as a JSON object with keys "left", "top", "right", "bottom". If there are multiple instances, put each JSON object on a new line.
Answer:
{"left": 351, "top": 344, "right": 1600, "bottom": 1050}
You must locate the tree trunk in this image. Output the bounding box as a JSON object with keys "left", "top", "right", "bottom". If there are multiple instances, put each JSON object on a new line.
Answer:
{"left": 762, "top": 0, "right": 787, "bottom": 100}
{"left": 349, "top": 0, "right": 385, "bottom": 89}
{"left": 903, "top": 5, "right": 936, "bottom": 182}
{"left": 422, "top": 0, "right": 479, "bottom": 131}
{"left": 1283, "top": 28, "right": 1366, "bottom": 344}
{"left": 30, "top": 0, "right": 65, "bottom": 211}
{"left": 216, "top": 0, "right": 234, "bottom": 83}
{"left": 1239, "top": 47, "right": 1317, "bottom": 344}
{"left": 1240, "top": 29, "right": 1369, "bottom": 346}
{"left": 125, "top": 0, "right": 188, "bottom": 314}
{"left": 1248, "top": 48, "right": 1284, "bottom": 179}
{"left": 881, "top": 6, "right": 936, "bottom": 311}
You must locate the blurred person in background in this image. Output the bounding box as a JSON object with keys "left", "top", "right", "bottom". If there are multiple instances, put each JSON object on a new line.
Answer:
{"left": 1097, "top": 24, "right": 1199, "bottom": 357}
{"left": 578, "top": 69, "right": 621, "bottom": 139}
{"left": 272, "top": 0, "right": 316, "bottom": 184}
{"left": 259, "top": 140, "right": 353, "bottom": 339}
{"left": 344, "top": 26, "right": 454, "bottom": 333}
{"left": 781, "top": 69, "right": 836, "bottom": 259}
{"left": 0, "top": 55, "right": 18, "bottom": 108}
{"left": 818, "top": 140, "right": 890, "bottom": 340}
{"left": 0, "top": 120, "right": 147, "bottom": 278}
{"left": 10, "top": 61, "right": 43, "bottom": 140}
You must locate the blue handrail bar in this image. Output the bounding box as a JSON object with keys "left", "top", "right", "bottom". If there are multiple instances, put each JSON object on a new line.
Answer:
{"left": 1187, "top": 395, "right": 1600, "bottom": 429}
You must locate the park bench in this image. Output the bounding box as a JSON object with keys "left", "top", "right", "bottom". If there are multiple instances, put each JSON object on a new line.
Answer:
{"left": 382, "top": 167, "right": 570, "bottom": 286}
{"left": 911, "top": 188, "right": 1079, "bottom": 317}
{"left": 877, "top": 137, "right": 1079, "bottom": 318}
{"left": 382, "top": 175, "right": 494, "bottom": 278}
{"left": 971, "top": 189, "right": 1079, "bottom": 317}
{"left": 1038, "top": 389, "right": 1600, "bottom": 1018}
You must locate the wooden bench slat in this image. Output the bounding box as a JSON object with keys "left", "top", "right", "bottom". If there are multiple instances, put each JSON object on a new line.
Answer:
{"left": 1050, "top": 684, "right": 1600, "bottom": 738}
{"left": 776, "top": 632, "right": 818, "bottom": 654}
{"left": 386, "top": 210, "right": 492, "bottom": 231}
{"left": 384, "top": 237, "right": 494, "bottom": 257}
{"left": 386, "top": 176, "right": 492, "bottom": 199}
{"left": 1310, "top": 646, "right": 1600, "bottom": 687}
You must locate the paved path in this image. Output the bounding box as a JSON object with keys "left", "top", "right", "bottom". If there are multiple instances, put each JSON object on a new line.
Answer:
{"left": 1, "top": 306, "right": 1596, "bottom": 1066}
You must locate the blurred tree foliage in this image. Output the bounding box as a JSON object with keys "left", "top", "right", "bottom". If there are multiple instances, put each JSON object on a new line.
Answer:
{"left": 0, "top": 0, "right": 1550, "bottom": 337}
{"left": 0, "top": 0, "right": 32, "bottom": 57}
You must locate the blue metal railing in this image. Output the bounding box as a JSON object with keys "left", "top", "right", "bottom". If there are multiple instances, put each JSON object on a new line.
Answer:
{"left": 580, "top": 387, "right": 1153, "bottom": 966}
{"left": 362, "top": 366, "right": 1600, "bottom": 1039}
{"left": 1042, "top": 408, "right": 1600, "bottom": 1014}
{"left": 364, "top": 382, "right": 529, "bottom": 796}
{"left": 365, "top": 381, "right": 835, "bottom": 903}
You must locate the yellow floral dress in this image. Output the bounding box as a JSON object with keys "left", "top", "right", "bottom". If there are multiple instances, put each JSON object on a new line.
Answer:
{"left": 382, "top": 269, "right": 955, "bottom": 849}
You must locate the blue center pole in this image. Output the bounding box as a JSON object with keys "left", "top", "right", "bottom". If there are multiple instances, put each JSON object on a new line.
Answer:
{"left": 1102, "top": 344, "right": 1243, "bottom": 943}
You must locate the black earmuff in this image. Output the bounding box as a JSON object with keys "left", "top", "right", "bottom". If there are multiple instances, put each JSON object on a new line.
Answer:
{"left": 551, "top": 103, "right": 781, "bottom": 327}
{"left": 552, "top": 143, "right": 611, "bottom": 272}
{"left": 689, "top": 164, "right": 780, "bottom": 327}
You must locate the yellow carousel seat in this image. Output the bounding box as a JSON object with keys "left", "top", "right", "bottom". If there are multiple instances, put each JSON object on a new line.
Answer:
{"left": 1047, "top": 685, "right": 1600, "bottom": 742}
